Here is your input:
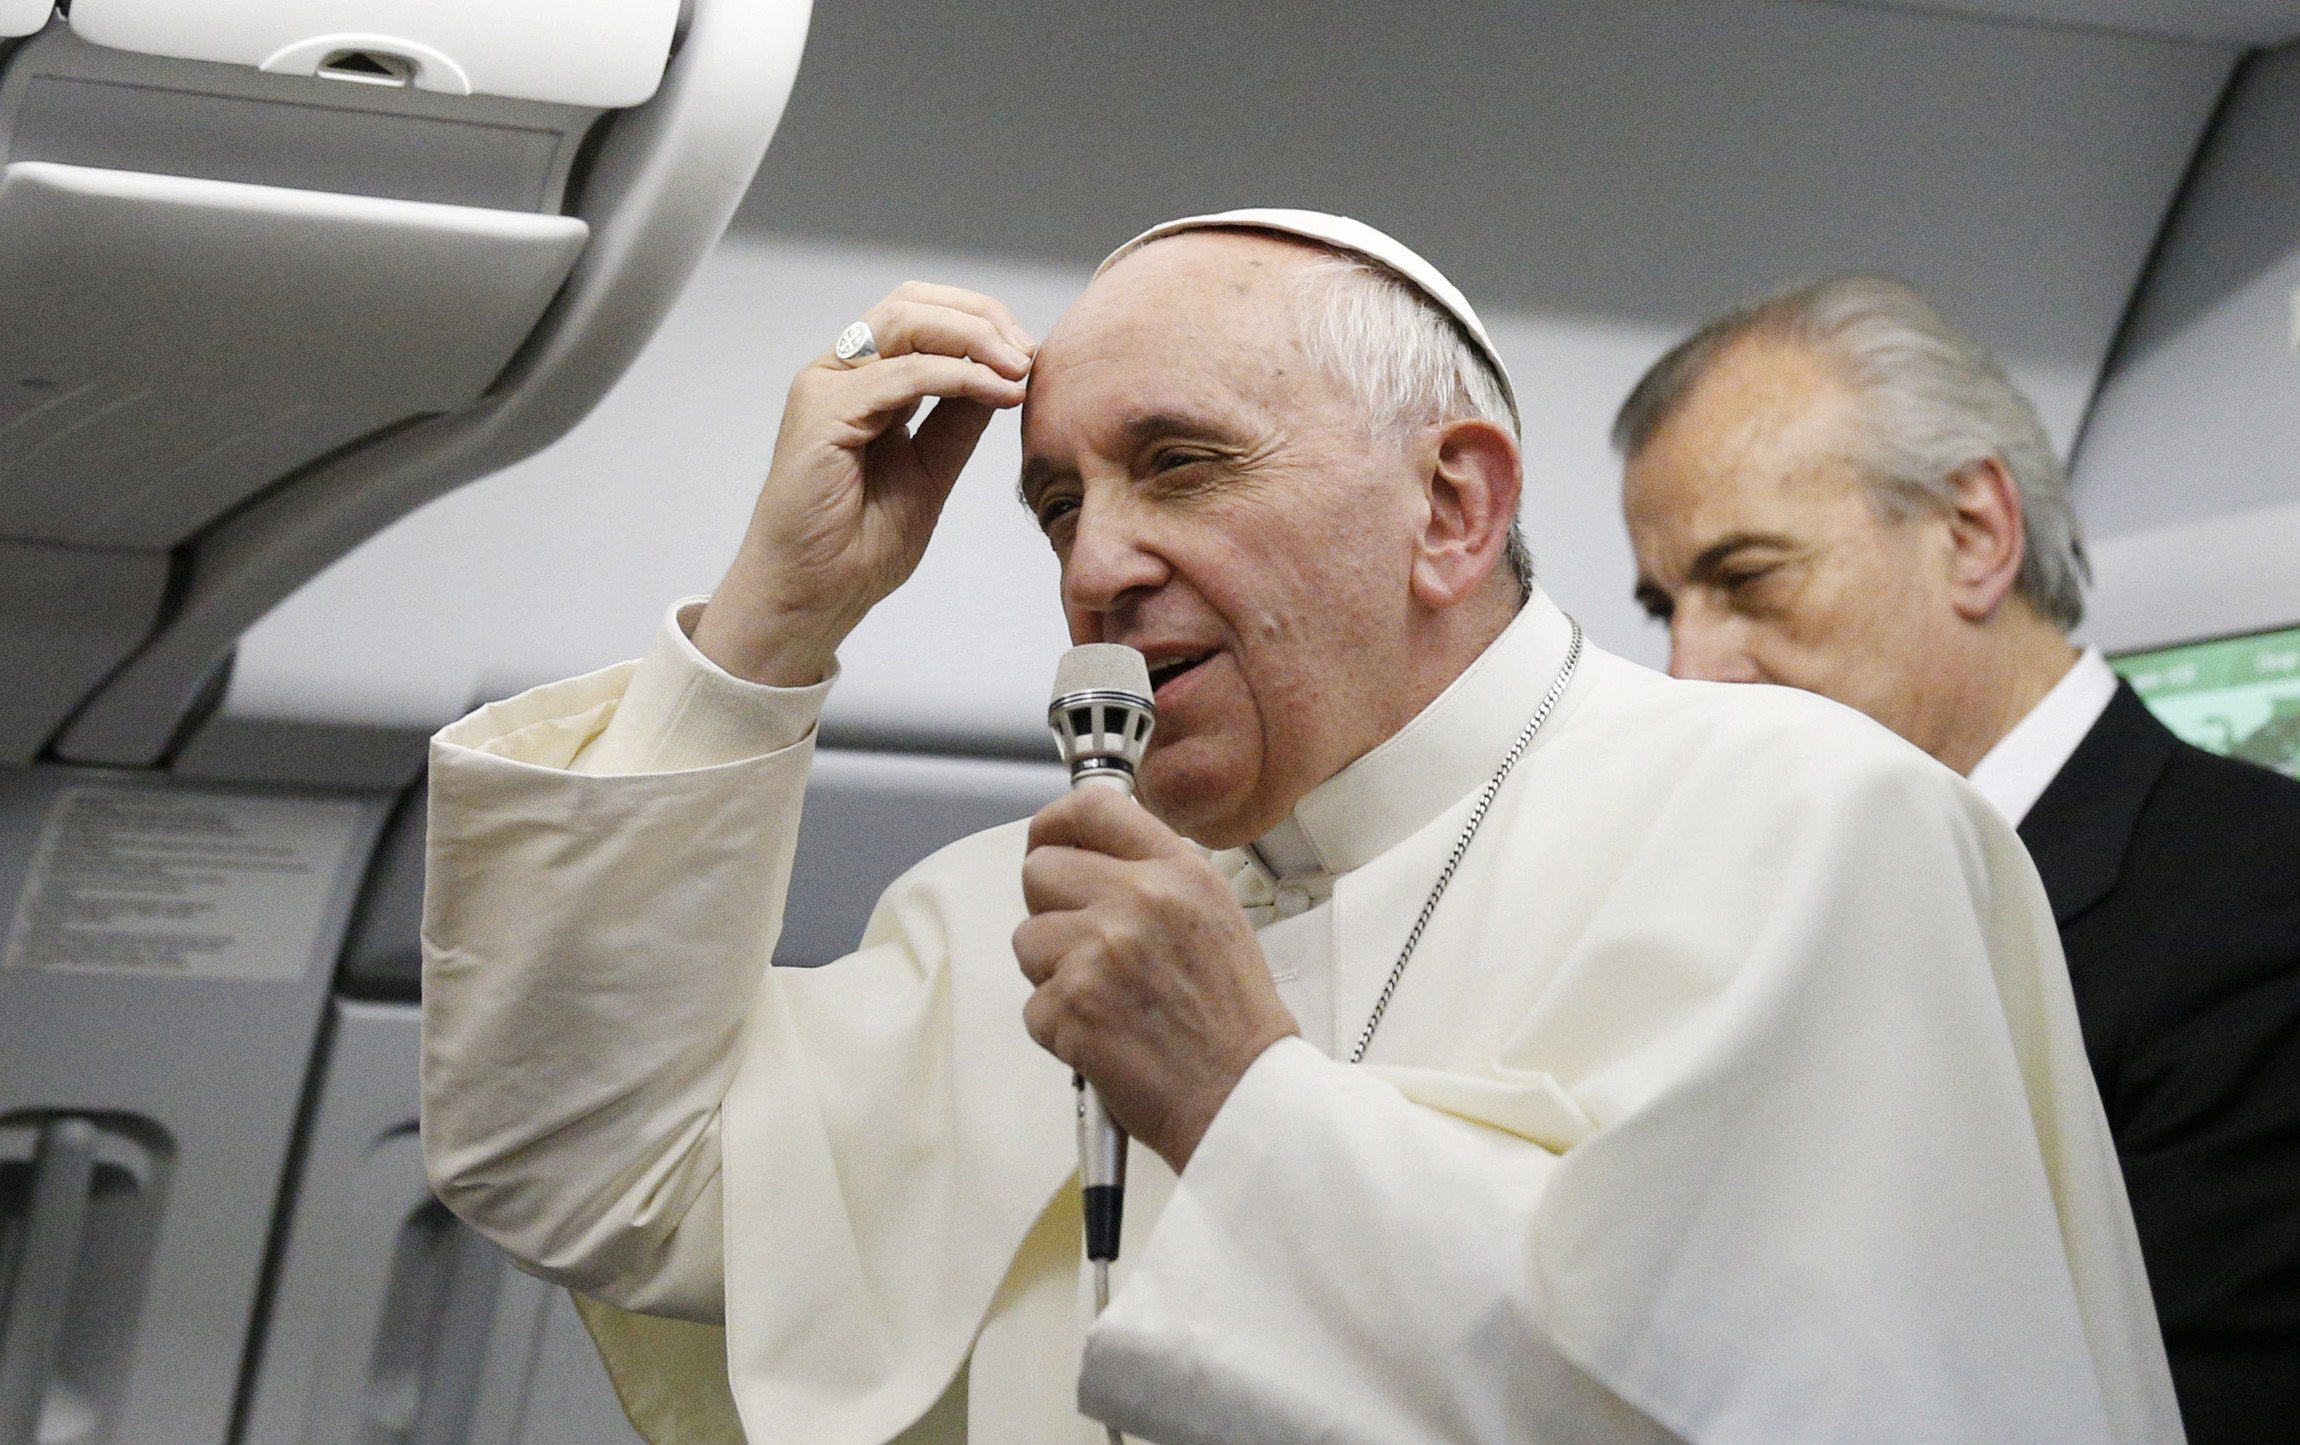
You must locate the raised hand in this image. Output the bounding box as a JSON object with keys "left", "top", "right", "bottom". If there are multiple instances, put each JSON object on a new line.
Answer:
{"left": 692, "top": 283, "right": 1037, "bottom": 685}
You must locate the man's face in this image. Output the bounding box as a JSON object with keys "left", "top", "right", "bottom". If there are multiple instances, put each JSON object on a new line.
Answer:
{"left": 1621, "top": 336, "right": 1961, "bottom": 749}
{"left": 1019, "top": 233, "right": 1429, "bottom": 849}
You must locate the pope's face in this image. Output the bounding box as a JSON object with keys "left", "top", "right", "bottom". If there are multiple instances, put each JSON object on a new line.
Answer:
{"left": 1620, "top": 335, "right": 1963, "bottom": 751}
{"left": 1020, "top": 233, "right": 1430, "bottom": 849}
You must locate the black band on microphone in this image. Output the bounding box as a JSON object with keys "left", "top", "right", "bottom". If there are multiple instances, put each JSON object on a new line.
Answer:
{"left": 1083, "top": 1185, "right": 1124, "bottom": 1263}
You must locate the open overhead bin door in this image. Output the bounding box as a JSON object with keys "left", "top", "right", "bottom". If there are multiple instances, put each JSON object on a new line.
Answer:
{"left": 0, "top": 0, "right": 813, "bottom": 767}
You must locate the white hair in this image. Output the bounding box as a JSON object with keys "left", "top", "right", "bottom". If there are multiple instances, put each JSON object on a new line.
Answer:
{"left": 1613, "top": 274, "right": 2089, "bottom": 630}
{"left": 1287, "top": 253, "right": 1535, "bottom": 599}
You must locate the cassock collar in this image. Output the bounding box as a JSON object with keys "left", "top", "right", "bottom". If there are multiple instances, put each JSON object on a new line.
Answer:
{"left": 1242, "top": 587, "right": 1578, "bottom": 885}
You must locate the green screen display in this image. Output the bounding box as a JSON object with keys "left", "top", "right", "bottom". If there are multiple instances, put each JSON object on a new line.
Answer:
{"left": 2112, "top": 624, "right": 2300, "bottom": 780}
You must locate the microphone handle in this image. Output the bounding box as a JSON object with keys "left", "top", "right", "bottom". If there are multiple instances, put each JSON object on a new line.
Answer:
{"left": 1078, "top": 1073, "right": 1126, "bottom": 1264}
{"left": 1070, "top": 770, "right": 1132, "bottom": 1265}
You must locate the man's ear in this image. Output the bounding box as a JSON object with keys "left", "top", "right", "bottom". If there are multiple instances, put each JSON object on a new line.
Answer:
{"left": 1411, "top": 418, "right": 1523, "bottom": 610}
{"left": 1941, "top": 457, "right": 2025, "bottom": 622}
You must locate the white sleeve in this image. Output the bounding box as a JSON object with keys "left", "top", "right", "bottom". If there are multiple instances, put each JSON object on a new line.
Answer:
{"left": 420, "top": 598, "right": 832, "bottom": 1322}
{"left": 421, "top": 597, "right": 1080, "bottom": 1441}
{"left": 572, "top": 598, "right": 839, "bottom": 776}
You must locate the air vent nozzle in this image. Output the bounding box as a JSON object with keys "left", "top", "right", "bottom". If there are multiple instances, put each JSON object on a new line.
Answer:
{"left": 316, "top": 49, "right": 413, "bottom": 86}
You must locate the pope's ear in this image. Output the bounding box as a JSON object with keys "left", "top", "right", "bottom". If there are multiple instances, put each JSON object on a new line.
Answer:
{"left": 1411, "top": 417, "right": 1523, "bottom": 610}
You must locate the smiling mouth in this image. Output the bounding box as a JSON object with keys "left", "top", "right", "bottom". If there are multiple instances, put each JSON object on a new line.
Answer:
{"left": 1147, "top": 653, "right": 1213, "bottom": 694}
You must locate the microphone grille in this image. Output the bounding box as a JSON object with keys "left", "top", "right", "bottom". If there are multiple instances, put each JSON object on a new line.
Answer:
{"left": 1051, "top": 643, "right": 1152, "bottom": 703}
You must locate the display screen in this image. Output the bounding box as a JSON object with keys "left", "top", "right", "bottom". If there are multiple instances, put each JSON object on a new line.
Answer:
{"left": 2111, "top": 624, "right": 2300, "bottom": 780}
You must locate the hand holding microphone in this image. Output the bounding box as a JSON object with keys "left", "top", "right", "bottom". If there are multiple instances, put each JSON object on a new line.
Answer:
{"left": 1019, "top": 647, "right": 1303, "bottom": 1273}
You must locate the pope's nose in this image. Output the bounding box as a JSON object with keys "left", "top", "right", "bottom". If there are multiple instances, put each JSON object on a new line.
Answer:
{"left": 1061, "top": 496, "right": 1171, "bottom": 618}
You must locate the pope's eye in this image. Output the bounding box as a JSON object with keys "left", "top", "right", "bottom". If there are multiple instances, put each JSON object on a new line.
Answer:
{"left": 1034, "top": 495, "right": 1079, "bottom": 532}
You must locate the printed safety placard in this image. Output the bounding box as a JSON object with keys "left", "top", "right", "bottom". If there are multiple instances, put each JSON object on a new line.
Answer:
{"left": 2, "top": 785, "right": 370, "bottom": 979}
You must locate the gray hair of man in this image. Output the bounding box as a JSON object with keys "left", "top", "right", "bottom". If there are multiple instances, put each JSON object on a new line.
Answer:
{"left": 1287, "top": 252, "right": 1536, "bottom": 600}
{"left": 1610, "top": 274, "right": 2089, "bottom": 630}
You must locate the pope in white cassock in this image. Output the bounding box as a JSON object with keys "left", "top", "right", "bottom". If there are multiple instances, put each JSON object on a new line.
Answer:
{"left": 419, "top": 210, "right": 2182, "bottom": 1444}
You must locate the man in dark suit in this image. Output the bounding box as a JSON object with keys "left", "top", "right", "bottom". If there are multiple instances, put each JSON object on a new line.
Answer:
{"left": 1612, "top": 273, "right": 2300, "bottom": 1442}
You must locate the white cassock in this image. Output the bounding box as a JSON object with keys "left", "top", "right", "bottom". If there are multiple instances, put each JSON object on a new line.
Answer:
{"left": 421, "top": 588, "right": 2181, "bottom": 1444}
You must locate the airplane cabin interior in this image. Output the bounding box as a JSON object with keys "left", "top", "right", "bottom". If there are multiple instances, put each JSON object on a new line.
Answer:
{"left": 2, "top": 1, "right": 2297, "bottom": 1441}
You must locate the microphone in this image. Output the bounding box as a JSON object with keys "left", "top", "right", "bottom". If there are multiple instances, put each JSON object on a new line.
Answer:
{"left": 1046, "top": 644, "right": 1157, "bottom": 1280}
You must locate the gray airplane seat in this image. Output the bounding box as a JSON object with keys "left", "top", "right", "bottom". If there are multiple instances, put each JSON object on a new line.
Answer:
{"left": 0, "top": 3, "right": 813, "bottom": 1441}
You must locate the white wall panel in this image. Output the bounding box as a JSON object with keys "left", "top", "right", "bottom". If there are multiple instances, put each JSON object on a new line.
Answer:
{"left": 2080, "top": 496, "right": 2300, "bottom": 653}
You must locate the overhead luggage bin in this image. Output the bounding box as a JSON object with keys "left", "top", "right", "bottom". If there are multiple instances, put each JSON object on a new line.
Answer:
{"left": 0, "top": 0, "right": 814, "bottom": 768}
{"left": 0, "top": 162, "right": 590, "bottom": 548}
{"left": 0, "top": 0, "right": 46, "bottom": 39}
{"left": 68, "top": 0, "right": 684, "bottom": 108}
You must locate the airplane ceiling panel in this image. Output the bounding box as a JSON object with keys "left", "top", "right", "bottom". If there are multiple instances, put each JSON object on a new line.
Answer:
{"left": 733, "top": 0, "right": 2230, "bottom": 382}
{"left": 1840, "top": 0, "right": 2300, "bottom": 46}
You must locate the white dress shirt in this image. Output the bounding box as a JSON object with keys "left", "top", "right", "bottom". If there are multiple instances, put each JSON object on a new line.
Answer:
{"left": 1967, "top": 648, "right": 2120, "bottom": 827}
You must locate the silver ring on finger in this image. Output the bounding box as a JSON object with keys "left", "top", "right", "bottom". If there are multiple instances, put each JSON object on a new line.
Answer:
{"left": 833, "top": 319, "right": 880, "bottom": 365}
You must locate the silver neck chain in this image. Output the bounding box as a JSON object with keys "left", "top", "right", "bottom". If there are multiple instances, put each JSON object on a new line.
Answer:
{"left": 1345, "top": 618, "right": 1584, "bottom": 1066}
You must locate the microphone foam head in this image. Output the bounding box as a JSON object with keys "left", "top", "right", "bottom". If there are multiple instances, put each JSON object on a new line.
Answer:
{"left": 1049, "top": 644, "right": 1156, "bottom": 785}
{"left": 1052, "top": 643, "right": 1153, "bottom": 702}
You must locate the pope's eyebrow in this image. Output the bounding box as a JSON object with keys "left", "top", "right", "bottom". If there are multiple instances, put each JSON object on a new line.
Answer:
{"left": 1114, "top": 408, "right": 1234, "bottom": 450}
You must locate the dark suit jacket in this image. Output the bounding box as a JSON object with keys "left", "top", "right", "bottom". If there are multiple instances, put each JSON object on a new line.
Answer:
{"left": 2021, "top": 682, "right": 2300, "bottom": 1443}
